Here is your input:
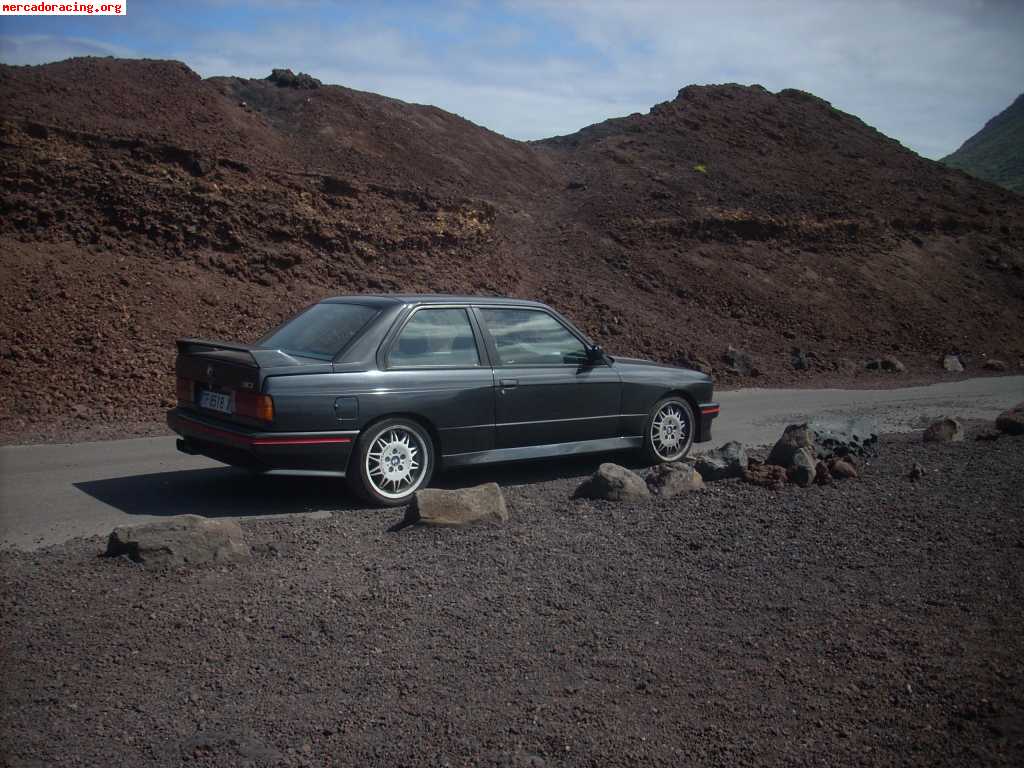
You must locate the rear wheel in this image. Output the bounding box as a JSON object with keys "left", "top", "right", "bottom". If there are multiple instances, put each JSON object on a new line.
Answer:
{"left": 347, "top": 418, "right": 435, "bottom": 507}
{"left": 641, "top": 397, "right": 694, "bottom": 464}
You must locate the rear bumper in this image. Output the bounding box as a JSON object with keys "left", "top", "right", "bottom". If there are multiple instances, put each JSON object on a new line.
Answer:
{"left": 167, "top": 409, "right": 357, "bottom": 474}
{"left": 697, "top": 402, "right": 720, "bottom": 443}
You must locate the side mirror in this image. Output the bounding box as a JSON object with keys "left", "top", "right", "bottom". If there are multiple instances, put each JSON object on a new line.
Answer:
{"left": 586, "top": 344, "right": 608, "bottom": 365}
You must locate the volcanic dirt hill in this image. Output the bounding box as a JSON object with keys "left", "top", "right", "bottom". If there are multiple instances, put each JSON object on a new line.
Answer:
{"left": 943, "top": 91, "right": 1024, "bottom": 195}
{"left": 1, "top": 58, "right": 1023, "bottom": 440}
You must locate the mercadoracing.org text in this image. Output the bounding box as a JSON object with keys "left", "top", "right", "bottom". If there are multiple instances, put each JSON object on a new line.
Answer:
{"left": 2, "top": 1, "right": 125, "bottom": 14}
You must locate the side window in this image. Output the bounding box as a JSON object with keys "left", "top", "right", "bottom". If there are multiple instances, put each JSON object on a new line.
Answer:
{"left": 389, "top": 308, "right": 480, "bottom": 367}
{"left": 479, "top": 308, "right": 587, "bottom": 366}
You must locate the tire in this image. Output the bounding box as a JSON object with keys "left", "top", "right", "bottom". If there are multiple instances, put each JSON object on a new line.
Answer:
{"left": 641, "top": 396, "right": 695, "bottom": 464}
{"left": 347, "top": 418, "right": 435, "bottom": 507}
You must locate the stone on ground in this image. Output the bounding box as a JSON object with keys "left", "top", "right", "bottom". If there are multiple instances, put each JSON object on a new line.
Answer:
{"left": 865, "top": 356, "right": 905, "bottom": 372}
{"left": 766, "top": 424, "right": 814, "bottom": 467}
{"left": 404, "top": 483, "right": 509, "bottom": 527}
{"left": 646, "top": 462, "right": 705, "bottom": 497}
{"left": 694, "top": 441, "right": 747, "bottom": 481}
{"left": 105, "top": 515, "right": 250, "bottom": 567}
{"left": 809, "top": 416, "right": 880, "bottom": 459}
{"left": 722, "top": 345, "right": 756, "bottom": 377}
{"left": 787, "top": 448, "right": 816, "bottom": 487}
{"left": 743, "top": 462, "right": 789, "bottom": 490}
{"left": 995, "top": 402, "right": 1024, "bottom": 436}
{"left": 923, "top": 417, "right": 964, "bottom": 443}
{"left": 942, "top": 354, "right": 964, "bottom": 372}
{"left": 983, "top": 359, "right": 1008, "bottom": 371}
{"left": 574, "top": 463, "right": 650, "bottom": 501}
{"left": 828, "top": 458, "right": 859, "bottom": 479}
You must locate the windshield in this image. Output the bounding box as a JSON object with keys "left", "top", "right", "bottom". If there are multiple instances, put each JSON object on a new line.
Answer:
{"left": 258, "top": 303, "right": 379, "bottom": 360}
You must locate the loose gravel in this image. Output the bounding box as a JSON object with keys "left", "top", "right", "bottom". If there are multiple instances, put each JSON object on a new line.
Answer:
{"left": 2, "top": 427, "right": 1022, "bottom": 767}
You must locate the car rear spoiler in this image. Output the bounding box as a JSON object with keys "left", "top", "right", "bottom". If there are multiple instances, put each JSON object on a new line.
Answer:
{"left": 175, "top": 338, "right": 308, "bottom": 368}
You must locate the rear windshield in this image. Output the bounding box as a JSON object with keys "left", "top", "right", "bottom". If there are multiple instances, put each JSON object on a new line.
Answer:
{"left": 258, "top": 303, "right": 379, "bottom": 360}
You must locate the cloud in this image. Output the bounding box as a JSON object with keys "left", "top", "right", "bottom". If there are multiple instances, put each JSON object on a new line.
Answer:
{"left": 0, "top": 34, "right": 134, "bottom": 65}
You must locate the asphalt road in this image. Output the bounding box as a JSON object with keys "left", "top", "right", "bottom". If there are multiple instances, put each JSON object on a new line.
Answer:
{"left": 1, "top": 376, "right": 1021, "bottom": 550}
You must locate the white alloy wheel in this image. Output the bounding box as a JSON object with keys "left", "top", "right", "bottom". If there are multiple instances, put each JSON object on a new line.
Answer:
{"left": 350, "top": 419, "right": 435, "bottom": 506}
{"left": 646, "top": 398, "right": 694, "bottom": 463}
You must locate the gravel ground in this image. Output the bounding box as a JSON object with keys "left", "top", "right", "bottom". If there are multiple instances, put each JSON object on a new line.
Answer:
{"left": 1, "top": 427, "right": 1022, "bottom": 767}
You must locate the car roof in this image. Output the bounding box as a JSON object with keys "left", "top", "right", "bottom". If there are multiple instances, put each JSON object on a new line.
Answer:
{"left": 321, "top": 294, "right": 550, "bottom": 309}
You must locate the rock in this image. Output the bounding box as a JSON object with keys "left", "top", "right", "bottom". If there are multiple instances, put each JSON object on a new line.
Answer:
{"left": 105, "top": 515, "right": 250, "bottom": 567}
{"left": 646, "top": 462, "right": 704, "bottom": 497}
{"left": 766, "top": 424, "right": 814, "bottom": 467}
{"left": 814, "top": 461, "right": 832, "bottom": 485}
{"left": 791, "top": 349, "right": 810, "bottom": 371}
{"left": 923, "top": 417, "right": 964, "bottom": 443}
{"left": 403, "top": 483, "right": 509, "bottom": 527}
{"left": 742, "top": 462, "right": 788, "bottom": 490}
{"left": 995, "top": 402, "right": 1024, "bottom": 436}
{"left": 722, "top": 345, "right": 757, "bottom": 377}
{"left": 266, "top": 68, "right": 322, "bottom": 89}
{"left": 787, "top": 448, "right": 816, "bottom": 487}
{"left": 574, "top": 463, "right": 650, "bottom": 501}
{"left": 808, "top": 416, "right": 880, "bottom": 459}
{"left": 828, "top": 458, "right": 859, "bottom": 479}
{"left": 694, "top": 441, "right": 747, "bottom": 481}
{"left": 983, "top": 359, "right": 1008, "bottom": 372}
{"left": 907, "top": 462, "right": 925, "bottom": 481}
{"left": 942, "top": 354, "right": 964, "bottom": 373}
{"left": 866, "top": 355, "right": 905, "bottom": 373}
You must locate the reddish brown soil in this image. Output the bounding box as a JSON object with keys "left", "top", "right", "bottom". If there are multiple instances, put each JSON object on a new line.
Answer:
{"left": 1, "top": 59, "right": 1023, "bottom": 441}
{"left": 1, "top": 429, "right": 1022, "bottom": 766}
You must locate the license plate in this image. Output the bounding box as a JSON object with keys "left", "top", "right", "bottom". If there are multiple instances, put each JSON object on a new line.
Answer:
{"left": 199, "top": 389, "right": 233, "bottom": 415}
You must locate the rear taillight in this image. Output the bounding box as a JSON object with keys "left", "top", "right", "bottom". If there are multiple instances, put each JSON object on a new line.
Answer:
{"left": 235, "top": 391, "right": 274, "bottom": 423}
{"left": 176, "top": 376, "right": 194, "bottom": 405}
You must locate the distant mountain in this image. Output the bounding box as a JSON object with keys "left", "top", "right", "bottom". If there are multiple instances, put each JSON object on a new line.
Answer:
{"left": 2, "top": 59, "right": 1024, "bottom": 439}
{"left": 942, "top": 93, "right": 1024, "bottom": 194}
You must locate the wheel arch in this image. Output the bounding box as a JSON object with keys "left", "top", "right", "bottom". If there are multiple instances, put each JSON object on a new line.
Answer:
{"left": 661, "top": 389, "right": 702, "bottom": 441}
{"left": 354, "top": 412, "right": 442, "bottom": 458}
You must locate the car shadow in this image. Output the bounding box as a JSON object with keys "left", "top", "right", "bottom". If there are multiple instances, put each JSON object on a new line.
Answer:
{"left": 73, "top": 468, "right": 362, "bottom": 518}
{"left": 72, "top": 451, "right": 643, "bottom": 518}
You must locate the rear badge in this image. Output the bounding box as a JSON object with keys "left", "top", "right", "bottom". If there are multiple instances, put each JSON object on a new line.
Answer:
{"left": 242, "top": 381, "right": 254, "bottom": 390}
{"left": 206, "top": 365, "right": 215, "bottom": 379}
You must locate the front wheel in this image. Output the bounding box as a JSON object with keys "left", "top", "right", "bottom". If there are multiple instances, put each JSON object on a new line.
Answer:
{"left": 348, "top": 418, "right": 435, "bottom": 507}
{"left": 641, "top": 397, "right": 695, "bottom": 464}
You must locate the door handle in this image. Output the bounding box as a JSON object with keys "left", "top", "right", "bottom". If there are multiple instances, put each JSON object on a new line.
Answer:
{"left": 499, "top": 378, "right": 519, "bottom": 388}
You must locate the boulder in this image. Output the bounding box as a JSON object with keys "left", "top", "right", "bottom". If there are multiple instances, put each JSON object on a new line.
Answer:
{"left": 923, "top": 417, "right": 964, "bottom": 443}
{"left": 983, "top": 359, "right": 1008, "bottom": 372}
{"left": 105, "top": 515, "right": 250, "bottom": 567}
{"left": 766, "top": 424, "right": 814, "bottom": 467}
{"left": 722, "top": 345, "right": 757, "bottom": 377}
{"left": 995, "top": 402, "right": 1024, "bottom": 436}
{"left": 907, "top": 462, "right": 925, "bottom": 481}
{"left": 646, "top": 462, "right": 704, "bottom": 497}
{"left": 828, "top": 458, "right": 859, "bottom": 479}
{"left": 808, "top": 416, "right": 880, "bottom": 459}
{"left": 866, "top": 356, "right": 905, "bottom": 373}
{"left": 787, "top": 448, "right": 816, "bottom": 487}
{"left": 574, "top": 463, "right": 650, "bottom": 501}
{"left": 942, "top": 354, "right": 964, "bottom": 373}
{"left": 743, "top": 462, "right": 788, "bottom": 490}
{"left": 694, "top": 441, "right": 748, "bottom": 481}
{"left": 403, "top": 483, "right": 509, "bottom": 527}
{"left": 266, "top": 68, "right": 322, "bottom": 89}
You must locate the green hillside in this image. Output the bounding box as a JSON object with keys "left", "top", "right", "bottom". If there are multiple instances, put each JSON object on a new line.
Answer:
{"left": 942, "top": 92, "right": 1024, "bottom": 194}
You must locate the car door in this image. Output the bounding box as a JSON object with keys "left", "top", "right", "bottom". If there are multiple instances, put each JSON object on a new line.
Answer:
{"left": 474, "top": 306, "right": 622, "bottom": 449}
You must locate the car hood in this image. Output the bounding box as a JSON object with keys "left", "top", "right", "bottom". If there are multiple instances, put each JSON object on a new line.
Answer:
{"left": 614, "top": 356, "right": 711, "bottom": 381}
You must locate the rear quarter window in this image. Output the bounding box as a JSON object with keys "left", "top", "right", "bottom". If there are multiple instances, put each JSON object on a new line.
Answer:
{"left": 259, "top": 303, "right": 379, "bottom": 359}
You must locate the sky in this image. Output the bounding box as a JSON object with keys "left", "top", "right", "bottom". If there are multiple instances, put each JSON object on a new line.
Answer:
{"left": 1, "top": 0, "right": 1022, "bottom": 159}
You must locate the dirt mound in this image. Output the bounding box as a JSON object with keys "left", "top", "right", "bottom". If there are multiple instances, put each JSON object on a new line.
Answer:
{"left": 1, "top": 59, "right": 1023, "bottom": 440}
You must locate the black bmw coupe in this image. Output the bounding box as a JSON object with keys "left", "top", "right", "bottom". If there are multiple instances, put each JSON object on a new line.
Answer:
{"left": 168, "top": 295, "right": 719, "bottom": 505}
